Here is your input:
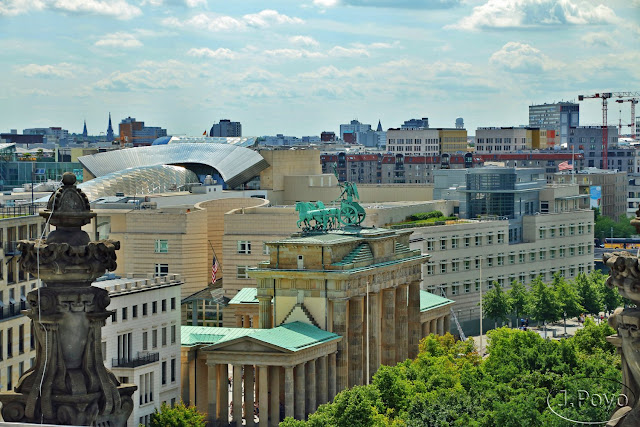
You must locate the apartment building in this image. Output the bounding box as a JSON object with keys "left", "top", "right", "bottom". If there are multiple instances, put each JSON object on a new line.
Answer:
{"left": 0, "top": 209, "right": 47, "bottom": 393}
{"left": 97, "top": 273, "right": 182, "bottom": 427}
{"left": 474, "top": 127, "right": 546, "bottom": 153}
{"left": 555, "top": 168, "right": 627, "bottom": 220}
{"left": 387, "top": 128, "right": 440, "bottom": 157}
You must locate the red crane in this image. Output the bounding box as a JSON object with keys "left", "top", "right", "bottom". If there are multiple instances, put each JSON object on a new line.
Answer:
{"left": 578, "top": 92, "right": 640, "bottom": 170}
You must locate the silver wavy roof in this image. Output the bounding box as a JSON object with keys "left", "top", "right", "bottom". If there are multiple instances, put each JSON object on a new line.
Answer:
{"left": 78, "top": 165, "right": 199, "bottom": 201}
{"left": 78, "top": 143, "right": 269, "bottom": 189}
{"left": 159, "top": 136, "right": 257, "bottom": 147}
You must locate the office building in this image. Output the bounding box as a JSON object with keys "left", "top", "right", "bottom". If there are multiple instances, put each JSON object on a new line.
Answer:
{"left": 566, "top": 126, "right": 622, "bottom": 170}
{"left": 96, "top": 273, "right": 182, "bottom": 426}
{"left": 119, "top": 117, "right": 167, "bottom": 147}
{"left": 401, "top": 118, "right": 429, "bottom": 129}
{"left": 210, "top": 120, "right": 241, "bottom": 137}
{"left": 23, "top": 127, "right": 69, "bottom": 145}
{"left": 438, "top": 128, "right": 468, "bottom": 154}
{"left": 529, "top": 102, "right": 579, "bottom": 145}
{"left": 387, "top": 128, "right": 440, "bottom": 157}
{"left": 555, "top": 168, "right": 627, "bottom": 220}
{"left": 475, "top": 127, "right": 547, "bottom": 153}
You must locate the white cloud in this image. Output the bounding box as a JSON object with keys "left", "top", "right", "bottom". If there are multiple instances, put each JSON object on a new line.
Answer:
{"left": 453, "top": 0, "right": 619, "bottom": 31}
{"left": 94, "top": 60, "right": 197, "bottom": 91}
{"left": 18, "top": 63, "right": 75, "bottom": 78}
{"left": 263, "top": 48, "right": 325, "bottom": 59}
{"left": 95, "top": 32, "right": 143, "bottom": 48}
{"left": 187, "top": 47, "right": 236, "bottom": 59}
{"left": 51, "top": 0, "right": 142, "bottom": 20}
{"left": 313, "top": 0, "right": 339, "bottom": 7}
{"left": 0, "top": 0, "right": 45, "bottom": 16}
{"left": 581, "top": 31, "right": 618, "bottom": 48}
{"left": 328, "top": 46, "right": 370, "bottom": 57}
{"left": 163, "top": 9, "right": 303, "bottom": 31}
{"left": 489, "top": 42, "right": 555, "bottom": 73}
{"left": 289, "top": 35, "right": 319, "bottom": 46}
{"left": 184, "top": 0, "right": 206, "bottom": 6}
{"left": 313, "top": 0, "right": 461, "bottom": 8}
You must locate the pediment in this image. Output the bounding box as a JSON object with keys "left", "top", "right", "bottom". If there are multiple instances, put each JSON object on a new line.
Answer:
{"left": 203, "top": 336, "right": 290, "bottom": 354}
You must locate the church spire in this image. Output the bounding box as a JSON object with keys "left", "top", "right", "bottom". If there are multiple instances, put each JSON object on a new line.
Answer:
{"left": 376, "top": 119, "right": 383, "bottom": 132}
{"left": 106, "top": 112, "right": 114, "bottom": 141}
{"left": 82, "top": 119, "right": 88, "bottom": 138}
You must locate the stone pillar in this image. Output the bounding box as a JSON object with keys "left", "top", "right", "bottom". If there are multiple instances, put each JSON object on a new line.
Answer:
{"left": 328, "top": 352, "right": 337, "bottom": 402}
{"left": 219, "top": 364, "right": 229, "bottom": 426}
{"left": 381, "top": 289, "right": 396, "bottom": 366}
{"left": 422, "top": 321, "right": 429, "bottom": 337}
{"left": 306, "top": 360, "right": 316, "bottom": 416}
{"left": 408, "top": 282, "right": 421, "bottom": 359}
{"left": 181, "top": 350, "right": 192, "bottom": 405}
{"left": 444, "top": 314, "right": 451, "bottom": 334}
{"left": 233, "top": 365, "right": 243, "bottom": 426}
{"left": 395, "top": 285, "right": 409, "bottom": 363}
{"left": 258, "top": 366, "right": 269, "bottom": 427}
{"left": 284, "top": 367, "right": 294, "bottom": 420}
{"left": 207, "top": 362, "right": 218, "bottom": 426}
{"left": 348, "top": 296, "right": 364, "bottom": 387}
{"left": 244, "top": 315, "right": 252, "bottom": 328}
{"left": 244, "top": 365, "right": 255, "bottom": 427}
{"left": 258, "top": 296, "right": 273, "bottom": 329}
{"left": 189, "top": 354, "right": 196, "bottom": 406}
{"left": 430, "top": 319, "right": 437, "bottom": 336}
{"left": 294, "top": 363, "right": 306, "bottom": 420}
{"left": 437, "top": 316, "right": 445, "bottom": 335}
{"left": 318, "top": 355, "right": 328, "bottom": 406}
{"left": 269, "top": 366, "right": 280, "bottom": 427}
{"left": 368, "top": 292, "right": 380, "bottom": 380}
{"left": 236, "top": 315, "right": 243, "bottom": 327}
{"left": 332, "top": 299, "right": 349, "bottom": 393}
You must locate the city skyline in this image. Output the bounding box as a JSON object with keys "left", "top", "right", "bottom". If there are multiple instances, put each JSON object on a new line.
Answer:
{"left": 1, "top": 0, "right": 638, "bottom": 137}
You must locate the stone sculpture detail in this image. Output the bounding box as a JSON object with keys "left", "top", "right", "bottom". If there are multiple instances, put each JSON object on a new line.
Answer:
{"left": 0, "top": 172, "right": 136, "bottom": 426}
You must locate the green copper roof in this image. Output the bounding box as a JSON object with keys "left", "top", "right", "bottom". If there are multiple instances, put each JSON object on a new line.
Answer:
{"left": 420, "top": 290, "right": 454, "bottom": 312}
{"left": 181, "top": 321, "right": 341, "bottom": 352}
{"left": 274, "top": 233, "right": 361, "bottom": 245}
{"left": 229, "top": 287, "right": 258, "bottom": 304}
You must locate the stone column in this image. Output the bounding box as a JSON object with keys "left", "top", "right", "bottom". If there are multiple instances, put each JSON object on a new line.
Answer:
{"left": 236, "top": 315, "right": 243, "bottom": 327}
{"left": 306, "top": 360, "right": 316, "bottom": 416}
{"left": 332, "top": 299, "right": 349, "bottom": 393}
{"left": 258, "top": 296, "right": 273, "bottom": 329}
{"left": 233, "top": 365, "right": 243, "bottom": 426}
{"left": 284, "top": 367, "right": 294, "bottom": 420}
{"left": 294, "top": 363, "right": 306, "bottom": 420}
{"left": 328, "top": 352, "right": 337, "bottom": 402}
{"left": 368, "top": 292, "right": 380, "bottom": 380}
{"left": 437, "top": 316, "right": 444, "bottom": 335}
{"left": 219, "top": 364, "right": 229, "bottom": 426}
{"left": 258, "top": 366, "right": 269, "bottom": 427}
{"left": 422, "top": 321, "right": 430, "bottom": 337}
{"left": 348, "top": 296, "right": 364, "bottom": 387}
{"left": 395, "top": 285, "right": 408, "bottom": 363}
{"left": 244, "top": 365, "right": 255, "bottom": 427}
{"left": 381, "top": 289, "right": 396, "bottom": 365}
{"left": 207, "top": 362, "right": 218, "bottom": 426}
{"left": 408, "top": 282, "right": 421, "bottom": 359}
{"left": 430, "top": 319, "right": 437, "bottom": 336}
{"left": 444, "top": 314, "right": 451, "bottom": 334}
{"left": 318, "top": 355, "right": 328, "bottom": 406}
{"left": 181, "top": 350, "right": 192, "bottom": 405}
{"left": 244, "top": 315, "right": 252, "bottom": 328}
{"left": 269, "top": 367, "right": 280, "bottom": 427}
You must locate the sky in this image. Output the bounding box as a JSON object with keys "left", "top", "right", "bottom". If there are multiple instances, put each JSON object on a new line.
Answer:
{"left": 0, "top": 0, "right": 638, "bottom": 137}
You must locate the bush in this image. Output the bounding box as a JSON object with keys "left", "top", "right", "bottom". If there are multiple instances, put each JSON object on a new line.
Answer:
{"left": 407, "top": 211, "right": 444, "bottom": 221}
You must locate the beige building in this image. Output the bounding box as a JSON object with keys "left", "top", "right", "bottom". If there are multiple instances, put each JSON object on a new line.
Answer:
{"left": 475, "top": 127, "right": 546, "bottom": 153}
{"left": 0, "top": 210, "right": 48, "bottom": 393}
{"left": 438, "top": 128, "right": 468, "bottom": 154}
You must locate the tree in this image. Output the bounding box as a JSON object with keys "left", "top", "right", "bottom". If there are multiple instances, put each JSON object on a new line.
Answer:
{"left": 574, "top": 272, "right": 602, "bottom": 316}
{"left": 526, "top": 276, "right": 561, "bottom": 338}
{"left": 149, "top": 402, "right": 206, "bottom": 427}
{"left": 483, "top": 281, "right": 511, "bottom": 328}
{"left": 552, "top": 273, "right": 584, "bottom": 336}
{"left": 508, "top": 280, "right": 528, "bottom": 321}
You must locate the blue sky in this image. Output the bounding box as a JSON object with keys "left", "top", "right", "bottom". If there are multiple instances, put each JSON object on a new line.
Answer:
{"left": 0, "top": 0, "right": 638, "bottom": 137}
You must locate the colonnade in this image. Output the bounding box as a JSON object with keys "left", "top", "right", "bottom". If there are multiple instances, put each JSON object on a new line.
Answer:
{"left": 235, "top": 314, "right": 259, "bottom": 328}
{"left": 421, "top": 314, "right": 451, "bottom": 336}
{"left": 205, "top": 354, "right": 337, "bottom": 426}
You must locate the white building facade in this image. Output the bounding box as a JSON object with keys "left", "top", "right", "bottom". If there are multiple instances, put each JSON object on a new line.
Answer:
{"left": 475, "top": 127, "right": 531, "bottom": 153}
{"left": 387, "top": 128, "right": 439, "bottom": 157}
{"left": 96, "top": 273, "right": 182, "bottom": 427}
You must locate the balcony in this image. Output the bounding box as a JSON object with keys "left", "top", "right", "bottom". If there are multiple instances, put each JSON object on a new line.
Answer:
{"left": 0, "top": 205, "right": 38, "bottom": 218}
{"left": 0, "top": 301, "right": 27, "bottom": 322}
{"left": 112, "top": 352, "right": 159, "bottom": 368}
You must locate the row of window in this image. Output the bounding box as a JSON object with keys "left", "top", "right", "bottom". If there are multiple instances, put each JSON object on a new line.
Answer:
{"left": 0, "top": 323, "right": 34, "bottom": 361}
{"left": 0, "top": 357, "right": 34, "bottom": 391}
{"left": 141, "top": 325, "right": 178, "bottom": 350}
{"left": 426, "top": 232, "right": 506, "bottom": 251}
{"left": 110, "top": 297, "right": 177, "bottom": 323}
{"left": 427, "top": 245, "right": 592, "bottom": 274}
{"left": 539, "top": 223, "right": 590, "bottom": 239}
{"left": 430, "top": 264, "right": 592, "bottom": 296}
{"left": 237, "top": 241, "right": 271, "bottom": 255}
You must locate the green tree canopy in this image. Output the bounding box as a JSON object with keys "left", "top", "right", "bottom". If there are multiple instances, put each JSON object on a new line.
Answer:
{"left": 482, "top": 281, "right": 511, "bottom": 328}
{"left": 553, "top": 273, "right": 583, "bottom": 320}
{"left": 508, "top": 280, "right": 528, "bottom": 319}
{"left": 526, "top": 276, "right": 561, "bottom": 326}
{"left": 149, "top": 402, "right": 205, "bottom": 427}
{"left": 574, "top": 272, "right": 602, "bottom": 316}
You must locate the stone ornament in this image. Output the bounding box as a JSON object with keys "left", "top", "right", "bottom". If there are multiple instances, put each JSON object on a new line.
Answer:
{"left": 0, "top": 172, "right": 136, "bottom": 426}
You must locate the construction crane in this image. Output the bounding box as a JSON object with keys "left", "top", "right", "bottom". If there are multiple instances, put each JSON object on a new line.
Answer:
{"left": 615, "top": 98, "right": 638, "bottom": 139}
{"left": 578, "top": 92, "right": 640, "bottom": 169}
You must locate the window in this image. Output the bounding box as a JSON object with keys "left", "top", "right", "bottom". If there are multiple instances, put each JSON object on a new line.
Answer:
{"left": 451, "top": 260, "right": 459, "bottom": 272}
{"left": 519, "top": 252, "right": 525, "bottom": 263}
{"left": 154, "top": 239, "right": 168, "bottom": 253}
{"left": 237, "top": 266, "right": 249, "bottom": 279}
{"left": 152, "top": 329, "right": 158, "bottom": 349}
{"left": 570, "top": 247, "right": 575, "bottom": 256}
{"left": 143, "top": 332, "right": 148, "bottom": 351}
{"left": 426, "top": 239, "right": 434, "bottom": 251}
{"left": 162, "top": 361, "right": 167, "bottom": 385}
{"left": 451, "top": 237, "right": 458, "bottom": 249}
{"left": 497, "top": 233, "right": 505, "bottom": 244}
{"left": 440, "top": 238, "right": 446, "bottom": 250}
{"left": 550, "top": 228, "right": 556, "bottom": 238}
{"left": 475, "top": 257, "right": 481, "bottom": 269}
{"left": 559, "top": 247, "right": 565, "bottom": 258}
{"left": 152, "top": 301, "right": 157, "bottom": 314}
{"left": 440, "top": 262, "right": 447, "bottom": 274}
{"left": 487, "top": 256, "right": 494, "bottom": 267}
{"left": 132, "top": 305, "right": 138, "bottom": 318}
{"left": 237, "top": 241, "right": 251, "bottom": 254}
{"left": 171, "top": 325, "right": 176, "bottom": 344}
{"left": 578, "top": 224, "right": 584, "bottom": 235}
{"left": 170, "top": 297, "right": 176, "bottom": 310}
{"left": 487, "top": 234, "right": 493, "bottom": 245}
{"left": 550, "top": 249, "right": 556, "bottom": 259}
{"left": 143, "top": 303, "right": 148, "bottom": 316}
{"left": 539, "top": 228, "right": 546, "bottom": 239}
{"left": 171, "top": 358, "right": 176, "bottom": 382}
{"left": 464, "top": 259, "right": 471, "bottom": 270}
{"left": 122, "top": 307, "right": 127, "bottom": 321}
{"left": 497, "top": 255, "right": 504, "bottom": 266}
{"left": 451, "top": 284, "right": 459, "bottom": 296}
{"left": 530, "top": 252, "right": 536, "bottom": 262}
{"left": 475, "top": 235, "right": 481, "bottom": 246}
{"left": 111, "top": 311, "right": 117, "bottom": 323}
{"left": 18, "top": 325, "right": 24, "bottom": 354}
{"left": 464, "top": 283, "right": 471, "bottom": 293}
{"left": 475, "top": 280, "right": 480, "bottom": 292}
{"left": 155, "top": 264, "right": 168, "bottom": 277}
{"left": 578, "top": 245, "right": 584, "bottom": 255}
{"left": 426, "top": 262, "right": 434, "bottom": 275}
{"left": 161, "top": 299, "right": 167, "bottom": 312}
{"left": 162, "top": 327, "right": 167, "bottom": 346}
{"left": 539, "top": 250, "right": 546, "bottom": 260}
{"left": 559, "top": 226, "right": 565, "bottom": 237}
{"left": 262, "top": 243, "right": 270, "bottom": 255}
{"left": 464, "top": 236, "right": 471, "bottom": 247}
{"left": 569, "top": 225, "right": 575, "bottom": 235}
{"left": 7, "top": 366, "right": 12, "bottom": 391}
{"left": 509, "top": 254, "right": 515, "bottom": 264}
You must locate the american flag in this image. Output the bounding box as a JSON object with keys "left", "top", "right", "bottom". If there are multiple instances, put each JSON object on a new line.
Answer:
{"left": 211, "top": 254, "right": 219, "bottom": 284}
{"left": 558, "top": 161, "right": 573, "bottom": 171}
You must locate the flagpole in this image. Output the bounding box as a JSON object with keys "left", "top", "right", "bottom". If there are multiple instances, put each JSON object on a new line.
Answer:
{"left": 208, "top": 240, "right": 221, "bottom": 283}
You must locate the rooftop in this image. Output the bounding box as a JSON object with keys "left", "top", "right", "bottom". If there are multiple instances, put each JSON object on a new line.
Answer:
{"left": 420, "top": 290, "right": 454, "bottom": 312}
{"left": 92, "top": 273, "right": 182, "bottom": 296}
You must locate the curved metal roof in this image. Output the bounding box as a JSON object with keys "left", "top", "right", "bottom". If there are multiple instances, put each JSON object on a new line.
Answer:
{"left": 78, "top": 143, "right": 269, "bottom": 189}
{"left": 78, "top": 164, "right": 199, "bottom": 201}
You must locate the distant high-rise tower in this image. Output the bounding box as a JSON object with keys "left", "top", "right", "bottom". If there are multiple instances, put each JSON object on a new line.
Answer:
{"left": 455, "top": 117, "right": 464, "bottom": 129}
{"left": 82, "top": 120, "right": 88, "bottom": 138}
{"left": 209, "top": 119, "right": 241, "bottom": 137}
{"left": 106, "top": 112, "right": 114, "bottom": 141}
